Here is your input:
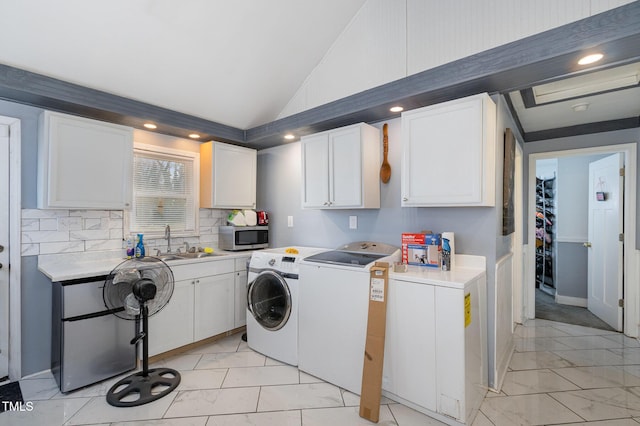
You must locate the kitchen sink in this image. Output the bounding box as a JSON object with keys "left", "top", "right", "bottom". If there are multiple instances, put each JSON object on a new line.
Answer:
{"left": 158, "top": 255, "right": 183, "bottom": 262}
{"left": 177, "top": 252, "right": 222, "bottom": 259}
{"left": 156, "top": 252, "right": 224, "bottom": 262}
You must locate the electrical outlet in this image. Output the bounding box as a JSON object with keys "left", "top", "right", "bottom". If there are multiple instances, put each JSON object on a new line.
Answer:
{"left": 287, "top": 216, "right": 294, "bottom": 227}
{"left": 349, "top": 215, "right": 357, "bottom": 229}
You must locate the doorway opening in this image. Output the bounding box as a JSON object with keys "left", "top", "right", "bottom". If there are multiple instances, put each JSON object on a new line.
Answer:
{"left": 526, "top": 143, "right": 638, "bottom": 337}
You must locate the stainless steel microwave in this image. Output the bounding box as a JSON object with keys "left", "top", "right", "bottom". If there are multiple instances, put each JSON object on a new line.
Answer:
{"left": 219, "top": 226, "right": 269, "bottom": 251}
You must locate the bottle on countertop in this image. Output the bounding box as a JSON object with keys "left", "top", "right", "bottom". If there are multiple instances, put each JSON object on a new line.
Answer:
{"left": 135, "top": 233, "right": 145, "bottom": 258}
{"left": 442, "top": 238, "right": 451, "bottom": 271}
{"left": 126, "top": 238, "right": 134, "bottom": 259}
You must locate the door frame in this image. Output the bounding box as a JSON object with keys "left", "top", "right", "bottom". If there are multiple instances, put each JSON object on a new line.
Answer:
{"left": 524, "top": 143, "right": 638, "bottom": 337}
{"left": 0, "top": 116, "right": 21, "bottom": 380}
{"left": 512, "top": 141, "right": 524, "bottom": 324}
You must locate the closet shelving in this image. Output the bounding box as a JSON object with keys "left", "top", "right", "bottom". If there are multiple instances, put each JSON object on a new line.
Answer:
{"left": 535, "top": 176, "right": 555, "bottom": 291}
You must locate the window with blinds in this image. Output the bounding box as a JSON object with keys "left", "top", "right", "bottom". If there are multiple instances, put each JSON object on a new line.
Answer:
{"left": 128, "top": 144, "right": 199, "bottom": 236}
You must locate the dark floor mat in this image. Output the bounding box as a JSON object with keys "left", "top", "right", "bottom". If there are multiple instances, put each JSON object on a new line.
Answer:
{"left": 0, "top": 381, "right": 24, "bottom": 413}
{"left": 535, "top": 289, "right": 615, "bottom": 331}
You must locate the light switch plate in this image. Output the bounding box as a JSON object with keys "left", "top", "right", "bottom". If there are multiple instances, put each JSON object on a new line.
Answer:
{"left": 287, "top": 216, "right": 294, "bottom": 227}
{"left": 349, "top": 215, "right": 357, "bottom": 229}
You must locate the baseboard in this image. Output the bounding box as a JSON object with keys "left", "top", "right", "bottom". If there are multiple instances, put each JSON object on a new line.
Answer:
{"left": 555, "top": 294, "right": 588, "bottom": 307}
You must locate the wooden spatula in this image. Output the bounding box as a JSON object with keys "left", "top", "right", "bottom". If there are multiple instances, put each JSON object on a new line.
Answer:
{"left": 380, "top": 123, "right": 391, "bottom": 183}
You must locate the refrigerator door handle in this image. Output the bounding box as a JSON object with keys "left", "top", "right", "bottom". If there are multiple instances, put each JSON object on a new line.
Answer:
{"left": 63, "top": 307, "right": 125, "bottom": 322}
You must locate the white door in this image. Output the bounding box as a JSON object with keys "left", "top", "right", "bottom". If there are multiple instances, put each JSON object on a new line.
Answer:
{"left": 0, "top": 124, "right": 9, "bottom": 378}
{"left": 587, "top": 153, "right": 624, "bottom": 331}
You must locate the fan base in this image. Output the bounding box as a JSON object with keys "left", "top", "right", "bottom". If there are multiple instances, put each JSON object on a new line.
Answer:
{"left": 106, "top": 368, "right": 181, "bottom": 407}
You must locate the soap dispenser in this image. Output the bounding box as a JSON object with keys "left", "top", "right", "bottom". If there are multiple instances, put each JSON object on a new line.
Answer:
{"left": 135, "top": 233, "right": 145, "bottom": 258}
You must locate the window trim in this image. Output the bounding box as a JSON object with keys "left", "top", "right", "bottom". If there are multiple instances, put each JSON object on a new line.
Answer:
{"left": 125, "top": 142, "right": 200, "bottom": 239}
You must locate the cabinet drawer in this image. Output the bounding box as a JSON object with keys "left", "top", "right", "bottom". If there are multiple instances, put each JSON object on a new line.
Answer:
{"left": 171, "top": 259, "right": 234, "bottom": 281}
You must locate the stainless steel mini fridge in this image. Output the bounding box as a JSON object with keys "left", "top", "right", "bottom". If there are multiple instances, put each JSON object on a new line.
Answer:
{"left": 52, "top": 276, "right": 136, "bottom": 393}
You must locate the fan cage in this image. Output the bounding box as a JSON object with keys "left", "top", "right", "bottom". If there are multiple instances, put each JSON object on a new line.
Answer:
{"left": 104, "top": 257, "right": 175, "bottom": 320}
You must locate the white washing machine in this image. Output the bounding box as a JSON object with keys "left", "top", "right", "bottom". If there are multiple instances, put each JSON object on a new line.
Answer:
{"left": 298, "top": 241, "right": 400, "bottom": 395}
{"left": 246, "top": 246, "right": 326, "bottom": 366}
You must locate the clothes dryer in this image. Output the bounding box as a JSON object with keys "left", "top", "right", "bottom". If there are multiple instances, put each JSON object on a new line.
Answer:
{"left": 298, "top": 241, "right": 400, "bottom": 394}
{"left": 246, "top": 246, "right": 326, "bottom": 365}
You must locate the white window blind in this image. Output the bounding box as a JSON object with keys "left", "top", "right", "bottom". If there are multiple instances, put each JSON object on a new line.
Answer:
{"left": 129, "top": 144, "right": 199, "bottom": 236}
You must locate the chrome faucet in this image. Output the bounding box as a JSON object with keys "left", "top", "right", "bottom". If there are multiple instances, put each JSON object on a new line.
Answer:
{"left": 165, "top": 225, "right": 171, "bottom": 253}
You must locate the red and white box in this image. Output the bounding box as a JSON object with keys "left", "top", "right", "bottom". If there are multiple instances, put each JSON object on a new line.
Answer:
{"left": 401, "top": 232, "right": 442, "bottom": 267}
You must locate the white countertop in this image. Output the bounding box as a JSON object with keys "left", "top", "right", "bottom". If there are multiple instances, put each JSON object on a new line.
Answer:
{"left": 389, "top": 254, "right": 486, "bottom": 289}
{"left": 38, "top": 249, "right": 254, "bottom": 282}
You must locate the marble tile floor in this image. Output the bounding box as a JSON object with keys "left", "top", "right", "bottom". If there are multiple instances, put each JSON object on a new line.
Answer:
{"left": 5, "top": 319, "right": 640, "bottom": 425}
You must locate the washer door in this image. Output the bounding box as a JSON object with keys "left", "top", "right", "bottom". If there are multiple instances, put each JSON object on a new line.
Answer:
{"left": 247, "top": 270, "right": 292, "bottom": 331}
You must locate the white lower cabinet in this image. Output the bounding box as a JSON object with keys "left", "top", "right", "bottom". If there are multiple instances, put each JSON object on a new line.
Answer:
{"left": 234, "top": 269, "right": 248, "bottom": 328}
{"left": 194, "top": 273, "right": 235, "bottom": 341}
{"left": 148, "top": 279, "right": 194, "bottom": 357}
{"left": 147, "top": 259, "right": 237, "bottom": 357}
{"left": 383, "top": 270, "right": 487, "bottom": 425}
{"left": 383, "top": 280, "right": 437, "bottom": 411}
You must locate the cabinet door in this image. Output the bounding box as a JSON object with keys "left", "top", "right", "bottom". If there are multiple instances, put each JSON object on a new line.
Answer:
{"left": 148, "top": 279, "right": 194, "bottom": 357}
{"left": 329, "top": 126, "right": 363, "bottom": 207}
{"left": 301, "top": 133, "right": 330, "bottom": 208}
{"left": 383, "top": 279, "right": 437, "bottom": 411}
{"left": 401, "top": 94, "right": 495, "bottom": 206}
{"left": 200, "top": 142, "right": 257, "bottom": 209}
{"left": 194, "top": 272, "right": 235, "bottom": 341}
{"left": 435, "top": 286, "right": 467, "bottom": 421}
{"left": 234, "top": 270, "right": 248, "bottom": 328}
{"left": 38, "top": 111, "right": 133, "bottom": 209}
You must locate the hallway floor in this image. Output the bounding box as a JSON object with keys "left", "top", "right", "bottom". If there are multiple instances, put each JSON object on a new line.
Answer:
{"left": 535, "top": 288, "right": 615, "bottom": 331}
{"left": 3, "top": 319, "right": 640, "bottom": 425}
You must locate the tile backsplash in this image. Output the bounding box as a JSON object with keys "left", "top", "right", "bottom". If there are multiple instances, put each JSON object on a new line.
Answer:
{"left": 21, "top": 208, "right": 229, "bottom": 257}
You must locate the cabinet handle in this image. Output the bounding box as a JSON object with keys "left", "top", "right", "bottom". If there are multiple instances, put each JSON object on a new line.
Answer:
{"left": 402, "top": 197, "right": 408, "bottom": 202}
{"left": 323, "top": 201, "right": 330, "bottom": 206}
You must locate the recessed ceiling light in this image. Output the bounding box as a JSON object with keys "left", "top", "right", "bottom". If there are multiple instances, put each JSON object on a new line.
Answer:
{"left": 143, "top": 123, "right": 157, "bottom": 129}
{"left": 389, "top": 106, "right": 404, "bottom": 113}
{"left": 284, "top": 134, "right": 295, "bottom": 140}
{"left": 188, "top": 133, "right": 201, "bottom": 139}
{"left": 572, "top": 103, "right": 589, "bottom": 112}
{"left": 578, "top": 53, "right": 603, "bottom": 65}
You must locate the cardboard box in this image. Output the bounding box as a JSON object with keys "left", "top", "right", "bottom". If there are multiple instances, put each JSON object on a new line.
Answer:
{"left": 359, "top": 262, "right": 389, "bottom": 423}
{"left": 402, "top": 232, "right": 441, "bottom": 267}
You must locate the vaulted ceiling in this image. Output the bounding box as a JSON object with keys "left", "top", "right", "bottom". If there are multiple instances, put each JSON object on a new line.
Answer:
{"left": 1, "top": 0, "right": 366, "bottom": 129}
{"left": 1, "top": 1, "right": 639, "bottom": 147}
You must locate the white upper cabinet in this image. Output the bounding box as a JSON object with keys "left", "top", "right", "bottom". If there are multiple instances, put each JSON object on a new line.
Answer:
{"left": 37, "top": 111, "right": 133, "bottom": 209}
{"left": 301, "top": 123, "right": 380, "bottom": 209}
{"left": 200, "top": 141, "right": 257, "bottom": 209}
{"left": 401, "top": 93, "right": 496, "bottom": 207}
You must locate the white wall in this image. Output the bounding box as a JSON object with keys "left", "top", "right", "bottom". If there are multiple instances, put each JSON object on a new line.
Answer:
{"left": 536, "top": 158, "right": 558, "bottom": 180}
{"left": 278, "top": 0, "right": 634, "bottom": 119}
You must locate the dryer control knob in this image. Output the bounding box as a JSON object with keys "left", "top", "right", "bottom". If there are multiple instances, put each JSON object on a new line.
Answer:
{"left": 268, "top": 258, "right": 276, "bottom": 266}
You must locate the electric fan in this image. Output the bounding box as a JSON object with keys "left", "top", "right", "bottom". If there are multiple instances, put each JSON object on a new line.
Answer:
{"left": 103, "top": 257, "right": 181, "bottom": 407}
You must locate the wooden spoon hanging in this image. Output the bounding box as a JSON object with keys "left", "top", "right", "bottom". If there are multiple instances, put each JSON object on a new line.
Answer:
{"left": 380, "top": 123, "right": 391, "bottom": 183}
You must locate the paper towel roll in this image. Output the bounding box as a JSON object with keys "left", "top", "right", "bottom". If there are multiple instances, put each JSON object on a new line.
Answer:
{"left": 442, "top": 232, "right": 455, "bottom": 269}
